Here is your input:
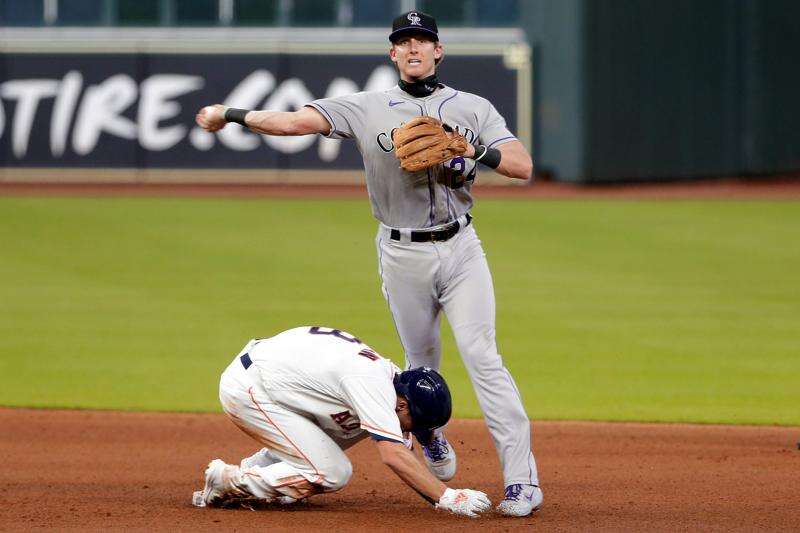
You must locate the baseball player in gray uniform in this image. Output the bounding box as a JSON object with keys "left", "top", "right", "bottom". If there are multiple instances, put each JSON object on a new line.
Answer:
{"left": 196, "top": 10, "right": 541, "bottom": 517}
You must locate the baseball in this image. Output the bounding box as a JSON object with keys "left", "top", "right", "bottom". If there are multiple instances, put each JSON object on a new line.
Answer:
{"left": 200, "top": 105, "right": 217, "bottom": 117}
{"left": 196, "top": 105, "right": 225, "bottom": 131}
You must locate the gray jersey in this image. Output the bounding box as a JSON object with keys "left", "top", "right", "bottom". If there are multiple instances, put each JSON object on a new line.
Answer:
{"left": 308, "top": 85, "right": 516, "bottom": 229}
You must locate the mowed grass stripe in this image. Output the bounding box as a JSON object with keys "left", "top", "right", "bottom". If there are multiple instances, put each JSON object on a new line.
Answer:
{"left": 1, "top": 197, "right": 797, "bottom": 424}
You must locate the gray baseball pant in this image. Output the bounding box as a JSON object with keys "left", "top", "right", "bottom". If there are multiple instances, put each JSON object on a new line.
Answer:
{"left": 376, "top": 219, "right": 539, "bottom": 487}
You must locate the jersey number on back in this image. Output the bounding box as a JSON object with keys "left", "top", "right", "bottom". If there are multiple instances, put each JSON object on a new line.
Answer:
{"left": 308, "top": 327, "right": 381, "bottom": 361}
{"left": 308, "top": 326, "right": 381, "bottom": 361}
{"left": 357, "top": 348, "right": 379, "bottom": 361}
{"left": 308, "top": 326, "right": 362, "bottom": 344}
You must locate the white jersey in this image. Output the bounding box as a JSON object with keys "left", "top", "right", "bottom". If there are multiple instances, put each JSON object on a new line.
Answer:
{"left": 242, "top": 326, "right": 404, "bottom": 444}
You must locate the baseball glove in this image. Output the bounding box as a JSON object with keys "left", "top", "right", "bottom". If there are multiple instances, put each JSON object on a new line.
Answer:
{"left": 393, "top": 117, "right": 468, "bottom": 172}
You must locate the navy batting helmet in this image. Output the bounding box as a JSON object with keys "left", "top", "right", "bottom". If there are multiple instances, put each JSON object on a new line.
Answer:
{"left": 393, "top": 367, "right": 452, "bottom": 445}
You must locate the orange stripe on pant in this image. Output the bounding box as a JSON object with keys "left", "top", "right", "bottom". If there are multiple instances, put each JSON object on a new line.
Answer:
{"left": 228, "top": 413, "right": 300, "bottom": 459}
{"left": 247, "top": 387, "right": 325, "bottom": 485}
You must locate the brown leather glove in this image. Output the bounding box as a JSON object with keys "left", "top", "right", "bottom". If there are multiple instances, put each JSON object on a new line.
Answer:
{"left": 393, "top": 116, "right": 468, "bottom": 172}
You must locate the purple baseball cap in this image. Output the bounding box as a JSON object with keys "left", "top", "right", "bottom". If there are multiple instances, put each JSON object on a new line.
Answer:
{"left": 389, "top": 11, "right": 439, "bottom": 43}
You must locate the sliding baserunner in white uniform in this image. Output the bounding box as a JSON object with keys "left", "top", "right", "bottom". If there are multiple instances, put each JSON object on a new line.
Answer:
{"left": 195, "top": 326, "right": 490, "bottom": 517}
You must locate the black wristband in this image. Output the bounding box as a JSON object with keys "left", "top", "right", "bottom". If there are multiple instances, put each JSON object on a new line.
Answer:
{"left": 473, "top": 144, "right": 502, "bottom": 169}
{"left": 224, "top": 107, "right": 250, "bottom": 126}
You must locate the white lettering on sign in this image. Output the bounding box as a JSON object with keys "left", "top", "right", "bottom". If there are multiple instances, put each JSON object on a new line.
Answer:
{"left": 72, "top": 74, "right": 138, "bottom": 155}
{"left": 217, "top": 69, "right": 275, "bottom": 152}
{"left": 0, "top": 65, "right": 396, "bottom": 162}
{"left": 1, "top": 79, "right": 60, "bottom": 158}
{"left": 318, "top": 77, "right": 359, "bottom": 162}
{"left": 139, "top": 74, "right": 204, "bottom": 151}
{"left": 51, "top": 71, "right": 83, "bottom": 157}
{"left": 262, "top": 78, "right": 316, "bottom": 154}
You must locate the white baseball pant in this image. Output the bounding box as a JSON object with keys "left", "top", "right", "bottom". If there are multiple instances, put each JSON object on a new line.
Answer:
{"left": 217, "top": 352, "right": 357, "bottom": 500}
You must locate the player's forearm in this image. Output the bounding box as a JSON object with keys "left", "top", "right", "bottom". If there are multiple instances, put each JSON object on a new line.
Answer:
{"left": 201, "top": 105, "right": 330, "bottom": 136}
{"left": 379, "top": 443, "right": 446, "bottom": 503}
{"left": 467, "top": 140, "right": 533, "bottom": 181}
{"left": 495, "top": 157, "right": 532, "bottom": 180}
{"left": 243, "top": 110, "right": 308, "bottom": 136}
{"left": 494, "top": 141, "right": 532, "bottom": 180}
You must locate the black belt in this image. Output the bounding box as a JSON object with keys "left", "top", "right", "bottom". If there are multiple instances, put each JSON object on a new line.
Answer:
{"left": 240, "top": 353, "right": 252, "bottom": 369}
{"left": 390, "top": 214, "right": 472, "bottom": 243}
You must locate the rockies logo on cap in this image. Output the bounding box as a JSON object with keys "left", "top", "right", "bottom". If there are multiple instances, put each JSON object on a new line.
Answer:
{"left": 389, "top": 11, "right": 439, "bottom": 42}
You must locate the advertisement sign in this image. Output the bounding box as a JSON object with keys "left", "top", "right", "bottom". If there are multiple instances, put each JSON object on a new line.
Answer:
{"left": 0, "top": 52, "right": 520, "bottom": 170}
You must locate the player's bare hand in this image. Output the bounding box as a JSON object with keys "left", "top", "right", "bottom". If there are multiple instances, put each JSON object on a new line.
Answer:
{"left": 435, "top": 488, "right": 491, "bottom": 518}
{"left": 196, "top": 104, "right": 227, "bottom": 132}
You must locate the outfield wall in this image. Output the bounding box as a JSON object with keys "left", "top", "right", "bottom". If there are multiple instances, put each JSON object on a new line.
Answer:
{"left": 0, "top": 28, "right": 530, "bottom": 185}
{"left": 520, "top": 0, "right": 800, "bottom": 182}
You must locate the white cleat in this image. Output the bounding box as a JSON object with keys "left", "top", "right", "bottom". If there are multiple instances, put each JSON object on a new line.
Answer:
{"left": 202, "top": 459, "right": 247, "bottom": 507}
{"left": 421, "top": 434, "right": 457, "bottom": 482}
{"left": 191, "top": 490, "right": 207, "bottom": 508}
{"left": 192, "top": 490, "right": 294, "bottom": 509}
{"left": 497, "top": 484, "right": 543, "bottom": 517}
{"left": 193, "top": 458, "right": 298, "bottom": 509}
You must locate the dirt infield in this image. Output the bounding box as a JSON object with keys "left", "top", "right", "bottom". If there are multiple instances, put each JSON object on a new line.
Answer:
{"left": 1, "top": 177, "right": 800, "bottom": 200}
{"left": 1, "top": 409, "right": 798, "bottom": 532}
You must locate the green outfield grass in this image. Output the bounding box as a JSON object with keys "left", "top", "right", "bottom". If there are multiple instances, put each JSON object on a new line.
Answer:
{"left": 1, "top": 197, "right": 797, "bottom": 425}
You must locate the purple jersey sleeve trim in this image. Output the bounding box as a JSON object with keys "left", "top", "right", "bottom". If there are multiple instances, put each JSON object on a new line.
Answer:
{"left": 488, "top": 135, "right": 517, "bottom": 148}
{"left": 306, "top": 103, "right": 338, "bottom": 136}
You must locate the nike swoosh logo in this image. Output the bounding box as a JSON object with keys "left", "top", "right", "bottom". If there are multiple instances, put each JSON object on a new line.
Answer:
{"left": 388, "top": 100, "right": 405, "bottom": 107}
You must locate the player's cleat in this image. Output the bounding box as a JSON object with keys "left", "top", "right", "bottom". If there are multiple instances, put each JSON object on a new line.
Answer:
{"left": 202, "top": 459, "right": 248, "bottom": 506}
{"left": 497, "top": 484, "right": 543, "bottom": 517}
{"left": 422, "top": 434, "right": 457, "bottom": 481}
{"left": 192, "top": 488, "right": 295, "bottom": 509}
{"left": 191, "top": 490, "right": 207, "bottom": 508}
